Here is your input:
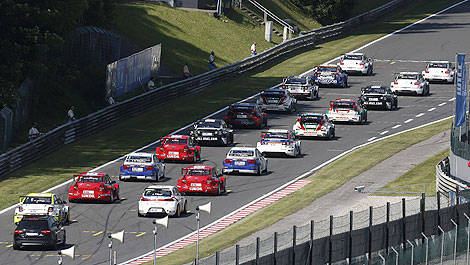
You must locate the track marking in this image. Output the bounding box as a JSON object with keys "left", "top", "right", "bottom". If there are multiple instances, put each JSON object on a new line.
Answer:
{"left": 390, "top": 61, "right": 396, "bottom": 64}
{"left": 379, "top": 131, "right": 389, "bottom": 135}
{"left": 5, "top": 244, "right": 12, "bottom": 248}
{"left": 392, "top": 124, "right": 402, "bottom": 129}
{"left": 428, "top": 107, "right": 436, "bottom": 112}
{"left": 368, "top": 137, "right": 377, "bottom": 141}
{"left": 449, "top": 98, "right": 456, "bottom": 101}
{"left": 136, "top": 232, "right": 146, "bottom": 237}
{"left": 92, "top": 231, "right": 103, "bottom": 236}
{"left": 81, "top": 254, "right": 93, "bottom": 260}
{"left": 416, "top": 113, "right": 425, "bottom": 117}
{"left": 404, "top": 119, "right": 413, "bottom": 123}
{"left": 438, "top": 102, "right": 447, "bottom": 106}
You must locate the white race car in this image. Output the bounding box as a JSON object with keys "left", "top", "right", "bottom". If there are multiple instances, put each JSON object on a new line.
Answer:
{"left": 422, "top": 61, "right": 454, "bottom": 83}
{"left": 14, "top": 193, "right": 70, "bottom": 225}
{"left": 338, "top": 53, "right": 373, "bottom": 75}
{"left": 138, "top": 185, "right": 187, "bottom": 217}
{"left": 119, "top": 152, "right": 165, "bottom": 181}
{"left": 390, "top": 72, "right": 429, "bottom": 96}
{"left": 257, "top": 88, "right": 297, "bottom": 113}
{"left": 293, "top": 113, "right": 335, "bottom": 139}
{"left": 256, "top": 129, "right": 301, "bottom": 157}
{"left": 326, "top": 99, "right": 367, "bottom": 124}
{"left": 281, "top": 76, "right": 319, "bottom": 100}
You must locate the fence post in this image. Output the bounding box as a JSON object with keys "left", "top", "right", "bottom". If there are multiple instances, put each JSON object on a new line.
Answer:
{"left": 293, "top": 225, "right": 296, "bottom": 265}
{"left": 236, "top": 244, "right": 239, "bottom": 265}
{"left": 452, "top": 219, "right": 458, "bottom": 265}
{"left": 464, "top": 213, "right": 470, "bottom": 265}
{"left": 369, "top": 206, "right": 373, "bottom": 265}
{"left": 421, "top": 193, "right": 426, "bottom": 238}
{"left": 274, "top": 232, "right": 277, "bottom": 265}
{"left": 456, "top": 187, "right": 460, "bottom": 226}
{"left": 310, "top": 220, "right": 314, "bottom": 265}
{"left": 349, "top": 211, "right": 353, "bottom": 262}
{"left": 216, "top": 251, "right": 219, "bottom": 265}
{"left": 422, "top": 233, "right": 429, "bottom": 265}
{"left": 403, "top": 198, "right": 407, "bottom": 248}
{"left": 438, "top": 192, "right": 441, "bottom": 228}
{"left": 391, "top": 246, "right": 398, "bottom": 265}
{"left": 407, "top": 240, "right": 414, "bottom": 265}
{"left": 329, "top": 215, "right": 333, "bottom": 265}
{"left": 386, "top": 202, "right": 390, "bottom": 255}
{"left": 256, "top": 237, "right": 260, "bottom": 265}
{"left": 438, "top": 226, "right": 445, "bottom": 265}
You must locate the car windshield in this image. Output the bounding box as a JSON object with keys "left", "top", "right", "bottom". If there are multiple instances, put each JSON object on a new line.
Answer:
{"left": 231, "top": 106, "right": 254, "bottom": 113}
{"left": 333, "top": 103, "right": 355, "bottom": 109}
{"left": 186, "top": 169, "right": 211, "bottom": 175}
{"left": 397, "top": 74, "right": 418, "bottom": 80}
{"left": 263, "top": 132, "right": 288, "bottom": 139}
{"left": 301, "top": 116, "right": 323, "bottom": 124}
{"left": 143, "top": 188, "right": 172, "bottom": 197}
{"left": 343, "top": 54, "right": 363, "bottom": 60}
{"left": 317, "top": 67, "right": 337, "bottom": 72}
{"left": 197, "top": 121, "right": 222, "bottom": 128}
{"left": 78, "top": 176, "right": 103, "bottom": 182}
{"left": 262, "top": 92, "right": 283, "bottom": 98}
{"left": 23, "top": 197, "right": 52, "bottom": 204}
{"left": 428, "top": 63, "right": 448, "bottom": 69}
{"left": 126, "top": 156, "right": 152, "bottom": 163}
{"left": 164, "top": 138, "right": 187, "bottom": 145}
{"left": 363, "top": 87, "right": 386, "bottom": 94}
{"left": 17, "top": 220, "right": 49, "bottom": 229}
{"left": 285, "top": 78, "right": 306, "bottom": 84}
{"left": 229, "top": 150, "right": 254, "bottom": 157}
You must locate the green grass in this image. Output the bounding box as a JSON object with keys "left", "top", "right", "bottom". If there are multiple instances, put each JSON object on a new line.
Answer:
{"left": 376, "top": 149, "right": 449, "bottom": 196}
{"left": 349, "top": 0, "right": 394, "bottom": 17}
{"left": 146, "top": 119, "right": 453, "bottom": 265}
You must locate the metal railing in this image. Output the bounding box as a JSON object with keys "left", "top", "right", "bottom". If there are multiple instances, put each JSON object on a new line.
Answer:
{"left": 0, "top": 0, "right": 416, "bottom": 179}
{"left": 436, "top": 158, "right": 469, "bottom": 195}
{"left": 241, "top": 0, "right": 294, "bottom": 34}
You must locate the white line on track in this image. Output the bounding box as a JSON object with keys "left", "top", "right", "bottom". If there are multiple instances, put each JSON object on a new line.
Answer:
{"left": 368, "top": 137, "right": 377, "bottom": 141}
{"left": 392, "top": 124, "right": 402, "bottom": 129}
{"left": 380, "top": 131, "right": 389, "bottom": 135}
{"left": 416, "top": 113, "right": 425, "bottom": 117}
{"left": 428, "top": 107, "right": 436, "bottom": 112}
{"left": 439, "top": 102, "right": 447, "bottom": 107}
{"left": 404, "top": 119, "right": 414, "bottom": 123}
{"left": 449, "top": 98, "right": 456, "bottom": 101}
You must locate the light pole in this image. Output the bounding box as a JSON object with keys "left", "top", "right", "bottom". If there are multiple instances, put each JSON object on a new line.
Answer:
{"left": 108, "top": 231, "right": 124, "bottom": 265}
{"left": 195, "top": 202, "right": 211, "bottom": 265}
{"left": 153, "top": 216, "right": 169, "bottom": 265}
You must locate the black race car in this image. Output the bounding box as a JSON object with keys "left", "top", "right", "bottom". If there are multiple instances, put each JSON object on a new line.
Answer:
{"left": 190, "top": 118, "right": 234, "bottom": 146}
{"left": 359, "top": 85, "right": 398, "bottom": 110}
{"left": 13, "top": 216, "right": 66, "bottom": 250}
{"left": 224, "top": 103, "right": 268, "bottom": 129}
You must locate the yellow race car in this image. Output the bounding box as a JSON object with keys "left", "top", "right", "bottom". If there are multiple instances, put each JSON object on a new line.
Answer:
{"left": 14, "top": 193, "right": 70, "bottom": 225}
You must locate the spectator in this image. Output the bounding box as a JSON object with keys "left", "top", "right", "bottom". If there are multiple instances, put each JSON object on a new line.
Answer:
{"left": 209, "top": 51, "right": 216, "bottom": 71}
{"left": 147, "top": 77, "right": 156, "bottom": 90}
{"left": 183, "top": 63, "right": 192, "bottom": 78}
{"left": 68, "top": 106, "right": 76, "bottom": 122}
{"left": 28, "top": 123, "right": 40, "bottom": 141}
{"left": 251, "top": 41, "right": 257, "bottom": 56}
{"left": 108, "top": 96, "right": 115, "bottom": 105}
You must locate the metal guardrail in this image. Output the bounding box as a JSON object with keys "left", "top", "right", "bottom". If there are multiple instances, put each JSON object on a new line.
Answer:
{"left": 0, "top": 0, "right": 414, "bottom": 179}
{"left": 436, "top": 157, "right": 469, "bottom": 195}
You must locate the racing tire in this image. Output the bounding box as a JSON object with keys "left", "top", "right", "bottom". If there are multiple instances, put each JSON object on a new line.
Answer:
{"left": 66, "top": 211, "right": 71, "bottom": 224}
{"left": 183, "top": 201, "right": 188, "bottom": 214}
{"left": 256, "top": 166, "right": 261, "bottom": 176}
{"left": 386, "top": 101, "right": 392, "bottom": 111}
{"left": 175, "top": 205, "right": 181, "bottom": 217}
{"left": 13, "top": 243, "right": 20, "bottom": 250}
{"left": 115, "top": 190, "right": 120, "bottom": 201}
{"left": 138, "top": 211, "right": 143, "bottom": 217}
{"left": 61, "top": 231, "right": 66, "bottom": 247}
{"left": 217, "top": 185, "right": 221, "bottom": 196}
{"left": 331, "top": 129, "right": 336, "bottom": 139}
{"left": 296, "top": 146, "right": 301, "bottom": 158}
{"left": 363, "top": 114, "right": 368, "bottom": 124}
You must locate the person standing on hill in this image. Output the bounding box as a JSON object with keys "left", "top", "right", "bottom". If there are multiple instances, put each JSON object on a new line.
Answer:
{"left": 251, "top": 41, "right": 257, "bottom": 56}
{"left": 183, "top": 63, "right": 192, "bottom": 78}
{"left": 147, "top": 77, "right": 156, "bottom": 90}
{"left": 67, "top": 106, "right": 76, "bottom": 123}
{"left": 209, "top": 51, "right": 216, "bottom": 71}
{"left": 28, "top": 123, "right": 40, "bottom": 141}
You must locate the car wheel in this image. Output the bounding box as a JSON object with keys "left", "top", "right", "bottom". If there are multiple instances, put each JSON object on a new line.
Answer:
{"left": 331, "top": 128, "right": 336, "bottom": 139}
{"left": 138, "top": 211, "right": 143, "bottom": 217}
{"left": 296, "top": 146, "right": 301, "bottom": 157}
{"left": 217, "top": 185, "right": 221, "bottom": 196}
{"left": 256, "top": 166, "right": 261, "bottom": 176}
{"left": 66, "top": 211, "right": 71, "bottom": 224}
{"left": 115, "top": 190, "right": 120, "bottom": 201}
{"left": 183, "top": 201, "right": 188, "bottom": 214}
{"left": 13, "top": 243, "right": 20, "bottom": 250}
{"left": 386, "top": 101, "right": 392, "bottom": 111}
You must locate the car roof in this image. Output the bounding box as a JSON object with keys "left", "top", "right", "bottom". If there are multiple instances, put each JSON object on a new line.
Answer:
{"left": 332, "top": 98, "right": 357, "bottom": 103}
{"left": 398, "top": 72, "right": 419, "bottom": 75}
{"left": 185, "top": 165, "right": 213, "bottom": 170}
{"left": 145, "top": 185, "right": 175, "bottom": 190}
{"left": 25, "top": 193, "right": 54, "bottom": 197}
{"left": 344, "top": 52, "right": 364, "bottom": 56}
{"left": 229, "top": 147, "right": 256, "bottom": 151}
{"left": 79, "top": 172, "right": 107, "bottom": 177}
{"left": 164, "top": 134, "right": 189, "bottom": 139}
{"left": 265, "top": 129, "right": 289, "bottom": 133}
{"left": 128, "top": 152, "right": 153, "bottom": 157}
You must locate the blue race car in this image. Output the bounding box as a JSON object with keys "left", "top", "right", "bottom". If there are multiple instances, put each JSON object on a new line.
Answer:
{"left": 119, "top": 152, "right": 165, "bottom": 181}
{"left": 222, "top": 147, "right": 268, "bottom": 175}
{"left": 312, "top": 65, "right": 348, "bottom": 88}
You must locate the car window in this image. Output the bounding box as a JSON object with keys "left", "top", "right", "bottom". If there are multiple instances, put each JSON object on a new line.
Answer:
{"left": 144, "top": 188, "right": 172, "bottom": 197}
{"left": 17, "top": 220, "right": 49, "bottom": 229}
{"left": 23, "top": 196, "right": 52, "bottom": 204}
{"left": 126, "top": 156, "right": 152, "bottom": 163}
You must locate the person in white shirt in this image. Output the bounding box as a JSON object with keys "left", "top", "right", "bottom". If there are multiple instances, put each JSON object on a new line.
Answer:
{"left": 108, "top": 96, "right": 115, "bottom": 105}
{"left": 147, "top": 77, "right": 155, "bottom": 90}
{"left": 251, "top": 41, "right": 257, "bottom": 56}
{"left": 209, "top": 51, "right": 216, "bottom": 71}
{"left": 68, "top": 106, "right": 76, "bottom": 122}
{"left": 183, "top": 63, "right": 191, "bottom": 78}
{"left": 28, "top": 123, "right": 40, "bottom": 141}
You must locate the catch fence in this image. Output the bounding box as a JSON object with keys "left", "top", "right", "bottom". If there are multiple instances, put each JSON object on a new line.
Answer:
{"left": 195, "top": 194, "right": 470, "bottom": 265}
{"left": 0, "top": 0, "right": 418, "bottom": 179}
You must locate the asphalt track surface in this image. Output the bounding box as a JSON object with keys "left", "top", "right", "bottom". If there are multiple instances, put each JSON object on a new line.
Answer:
{"left": 0, "top": 2, "right": 469, "bottom": 264}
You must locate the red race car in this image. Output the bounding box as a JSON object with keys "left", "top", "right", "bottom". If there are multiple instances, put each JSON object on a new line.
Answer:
{"left": 177, "top": 165, "right": 226, "bottom": 195}
{"left": 68, "top": 172, "right": 120, "bottom": 203}
{"left": 156, "top": 135, "right": 201, "bottom": 162}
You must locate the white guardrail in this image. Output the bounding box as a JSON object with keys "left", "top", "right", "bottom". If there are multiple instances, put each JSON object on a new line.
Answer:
{"left": 436, "top": 157, "right": 469, "bottom": 195}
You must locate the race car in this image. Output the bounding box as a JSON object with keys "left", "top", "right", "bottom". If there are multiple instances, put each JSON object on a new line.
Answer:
{"left": 223, "top": 147, "right": 268, "bottom": 175}
{"left": 293, "top": 113, "right": 335, "bottom": 139}
{"left": 390, "top": 72, "right": 430, "bottom": 96}
{"left": 225, "top": 103, "right": 267, "bottom": 129}
{"left": 256, "top": 129, "right": 301, "bottom": 157}
{"left": 119, "top": 152, "right": 165, "bottom": 181}
{"left": 156, "top": 135, "right": 201, "bottom": 162}
{"left": 422, "top": 61, "right": 455, "bottom": 83}
{"left": 14, "top": 193, "right": 70, "bottom": 225}
{"left": 138, "top": 185, "right": 187, "bottom": 217}
{"left": 190, "top": 118, "right": 234, "bottom": 146}
{"left": 177, "top": 165, "right": 226, "bottom": 195}
{"left": 312, "top": 65, "right": 348, "bottom": 87}
{"left": 326, "top": 99, "right": 367, "bottom": 124}
{"left": 256, "top": 89, "right": 297, "bottom": 113}
{"left": 359, "top": 86, "right": 398, "bottom": 110}
{"left": 69, "top": 172, "right": 120, "bottom": 203}
{"left": 281, "top": 76, "right": 319, "bottom": 100}
{"left": 338, "top": 53, "right": 373, "bottom": 75}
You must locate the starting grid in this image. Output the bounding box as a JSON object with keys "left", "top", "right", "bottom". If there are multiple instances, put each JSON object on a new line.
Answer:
{"left": 125, "top": 179, "right": 311, "bottom": 265}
